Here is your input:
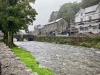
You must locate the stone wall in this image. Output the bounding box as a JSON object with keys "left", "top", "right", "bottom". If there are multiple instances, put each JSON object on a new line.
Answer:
{"left": 0, "top": 62, "right": 1, "bottom": 75}
{"left": 0, "top": 42, "right": 38, "bottom": 75}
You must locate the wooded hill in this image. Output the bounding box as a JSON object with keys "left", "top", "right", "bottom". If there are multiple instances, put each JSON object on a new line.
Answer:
{"left": 49, "top": 0, "right": 100, "bottom": 24}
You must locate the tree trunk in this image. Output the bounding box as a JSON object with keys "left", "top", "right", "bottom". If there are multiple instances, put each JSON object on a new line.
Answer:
{"left": 9, "top": 31, "right": 14, "bottom": 47}
{"left": 3, "top": 31, "right": 8, "bottom": 45}
{"left": 11, "top": 32, "right": 14, "bottom": 47}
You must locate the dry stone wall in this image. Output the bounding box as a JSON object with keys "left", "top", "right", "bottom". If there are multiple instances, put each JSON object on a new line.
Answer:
{"left": 0, "top": 42, "right": 38, "bottom": 75}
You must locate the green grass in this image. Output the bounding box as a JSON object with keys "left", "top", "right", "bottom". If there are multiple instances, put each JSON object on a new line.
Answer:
{"left": 12, "top": 47, "right": 55, "bottom": 75}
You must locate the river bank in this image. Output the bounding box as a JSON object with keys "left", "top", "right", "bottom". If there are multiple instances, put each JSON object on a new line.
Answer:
{"left": 12, "top": 47, "right": 55, "bottom": 75}
{"left": 34, "top": 36, "right": 100, "bottom": 49}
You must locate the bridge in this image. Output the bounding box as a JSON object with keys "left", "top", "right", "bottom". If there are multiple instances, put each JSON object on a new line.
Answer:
{"left": 0, "top": 30, "right": 36, "bottom": 41}
{"left": 14, "top": 34, "right": 36, "bottom": 41}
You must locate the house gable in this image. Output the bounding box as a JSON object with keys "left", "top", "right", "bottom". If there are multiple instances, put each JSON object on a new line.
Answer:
{"left": 85, "top": 4, "right": 99, "bottom": 14}
{"left": 75, "top": 9, "right": 83, "bottom": 17}
{"left": 75, "top": 2, "right": 100, "bottom": 23}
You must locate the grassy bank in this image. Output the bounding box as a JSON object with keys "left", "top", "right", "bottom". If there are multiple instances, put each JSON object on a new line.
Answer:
{"left": 12, "top": 47, "right": 55, "bottom": 75}
{"left": 35, "top": 36, "right": 100, "bottom": 49}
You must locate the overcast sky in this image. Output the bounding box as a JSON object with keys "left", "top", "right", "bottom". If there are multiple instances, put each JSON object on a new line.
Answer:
{"left": 28, "top": 0, "right": 81, "bottom": 31}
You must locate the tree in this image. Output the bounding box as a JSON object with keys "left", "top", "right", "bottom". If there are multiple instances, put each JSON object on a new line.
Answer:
{"left": 49, "top": 2, "right": 80, "bottom": 24}
{"left": 0, "top": 0, "right": 37, "bottom": 47}
{"left": 49, "top": 11, "right": 58, "bottom": 22}
{"left": 57, "top": 2, "right": 80, "bottom": 24}
{"left": 81, "top": 0, "right": 100, "bottom": 8}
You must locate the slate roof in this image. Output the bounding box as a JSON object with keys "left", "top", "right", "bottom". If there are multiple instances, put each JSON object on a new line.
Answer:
{"left": 34, "top": 18, "right": 63, "bottom": 29}
{"left": 85, "top": 4, "right": 99, "bottom": 14}
{"left": 75, "top": 2, "right": 100, "bottom": 16}
{"left": 38, "top": 25, "right": 44, "bottom": 29}
{"left": 45, "top": 18, "right": 63, "bottom": 25}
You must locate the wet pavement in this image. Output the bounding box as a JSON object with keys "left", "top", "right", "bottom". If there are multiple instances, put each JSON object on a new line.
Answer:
{"left": 14, "top": 41, "right": 100, "bottom": 75}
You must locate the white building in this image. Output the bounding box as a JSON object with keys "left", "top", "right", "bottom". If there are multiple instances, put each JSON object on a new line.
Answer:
{"left": 75, "top": 2, "right": 100, "bottom": 34}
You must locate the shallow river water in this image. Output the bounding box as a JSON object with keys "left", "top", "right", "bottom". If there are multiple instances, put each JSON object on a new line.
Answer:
{"left": 14, "top": 41, "right": 100, "bottom": 75}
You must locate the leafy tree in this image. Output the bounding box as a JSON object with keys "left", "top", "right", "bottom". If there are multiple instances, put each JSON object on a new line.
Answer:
{"left": 57, "top": 2, "right": 80, "bottom": 24}
{"left": 49, "top": 11, "right": 58, "bottom": 22}
{"left": 49, "top": 2, "right": 80, "bottom": 24}
{"left": 81, "top": 0, "right": 100, "bottom": 8}
{"left": 0, "top": 0, "right": 37, "bottom": 47}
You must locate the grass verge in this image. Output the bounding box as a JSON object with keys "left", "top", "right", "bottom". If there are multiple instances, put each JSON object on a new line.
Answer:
{"left": 12, "top": 47, "right": 55, "bottom": 75}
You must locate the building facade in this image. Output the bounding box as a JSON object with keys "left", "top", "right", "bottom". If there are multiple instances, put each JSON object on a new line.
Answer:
{"left": 75, "top": 2, "right": 100, "bottom": 34}
{"left": 33, "top": 25, "right": 42, "bottom": 35}
{"left": 33, "top": 18, "right": 68, "bottom": 35}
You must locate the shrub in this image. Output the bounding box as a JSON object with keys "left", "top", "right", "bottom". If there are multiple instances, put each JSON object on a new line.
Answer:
{"left": 80, "top": 42, "right": 91, "bottom": 47}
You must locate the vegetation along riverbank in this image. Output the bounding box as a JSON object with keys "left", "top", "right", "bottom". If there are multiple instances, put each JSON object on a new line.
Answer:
{"left": 12, "top": 47, "right": 55, "bottom": 75}
{"left": 35, "top": 36, "right": 100, "bottom": 49}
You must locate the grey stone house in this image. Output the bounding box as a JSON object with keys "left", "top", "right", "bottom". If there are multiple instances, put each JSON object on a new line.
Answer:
{"left": 33, "top": 25, "right": 42, "bottom": 35}
{"left": 33, "top": 18, "right": 68, "bottom": 36}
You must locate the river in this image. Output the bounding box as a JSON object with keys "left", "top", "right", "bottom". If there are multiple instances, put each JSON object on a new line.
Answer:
{"left": 14, "top": 41, "right": 100, "bottom": 75}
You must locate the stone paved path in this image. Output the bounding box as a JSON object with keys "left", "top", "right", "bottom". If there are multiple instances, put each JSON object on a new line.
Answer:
{"left": 15, "top": 41, "right": 100, "bottom": 75}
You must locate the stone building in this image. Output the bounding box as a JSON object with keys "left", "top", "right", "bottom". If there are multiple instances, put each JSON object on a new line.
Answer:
{"left": 33, "top": 18, "right": 68, "bottom": 35}
{"left": 75, "top": 2, "right": 100, "bottom": 34}
{"left": 33, "top": 25, "right": 42, "bottom": 35}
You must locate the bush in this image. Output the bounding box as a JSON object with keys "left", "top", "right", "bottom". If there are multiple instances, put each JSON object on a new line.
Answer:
{"left": 35, "top": 36, "right": 100, "bottom": 49}
{"left": 80, "top": 42, "right": 91, "bottom": 47}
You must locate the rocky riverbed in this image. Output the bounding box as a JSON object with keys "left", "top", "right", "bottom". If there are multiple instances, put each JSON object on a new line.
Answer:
{"left": 15, "top": 41, "right": 100, "bottom": 75}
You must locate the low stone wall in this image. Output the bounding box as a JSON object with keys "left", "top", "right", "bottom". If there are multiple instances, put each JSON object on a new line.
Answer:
{"left": 0, "top": 42, "right": 38, "bottom": 75}
{"left": 0, "top": 62, "right": 1, "bottom": 75}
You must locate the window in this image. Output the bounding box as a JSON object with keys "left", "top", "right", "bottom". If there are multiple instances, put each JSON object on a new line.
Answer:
{"left": 89, "top": 25, "right": 92, "bottom": 28}
{"left": 89, "top": 25, "right": 91, "bottom": 27}
{"left": 81, "top": 18, "right": 83, "bottom": 22}
{"left": 80, "top": 27, "right": 88, "bottom": 31}
{"left": 93, "top": 26, "right": 97, "bottom": 29}
{"left": 99, "top": 24, "right": 100, "bottom": 29}
{"left": 81, "top": 13, "right": 83, "bottom": 16}
{"left": 89, "top": 16, "right": 92, "bottom": 21}
{"left": 80, "top": 26, "right": 83, "bottom": 31}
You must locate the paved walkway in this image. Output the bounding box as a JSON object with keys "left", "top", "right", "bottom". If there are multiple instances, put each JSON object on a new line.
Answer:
{"left": 15, "top": 41, "right": 100, "bottom": 75}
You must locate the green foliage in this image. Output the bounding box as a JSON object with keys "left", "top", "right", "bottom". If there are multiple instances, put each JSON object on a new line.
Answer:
{"left": 57, "top": 2, "right": 80, "bottom": 24}
{"left": 12, "top": 47, "right": 55, "bottom": 75}
{"left": 49, "top": 2, "right": 80, "bottom": 24}
{"left": 80, "top": 42, "right": 91, "bottom": 47}
{"left": 49, "top": 11, "right": 58, "bottom": 22}
{"left": 0, "top": 0, "right": 37, "bottom": 47}
{"left": 35, "top": 36, "right": 100, "bottom": 49}
{"left": 81, "top": 0, "right": 100, "bottom": 8}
